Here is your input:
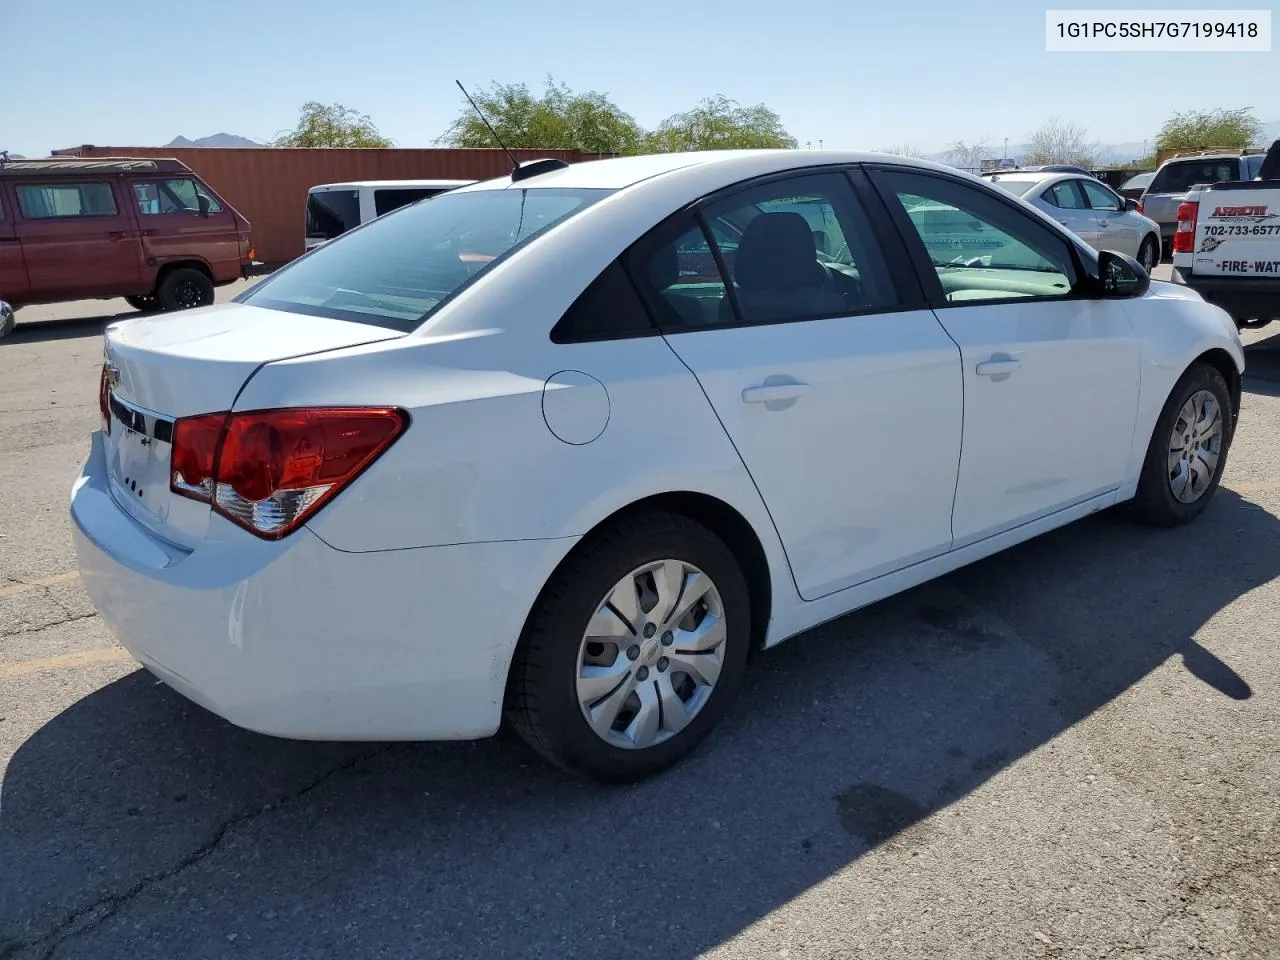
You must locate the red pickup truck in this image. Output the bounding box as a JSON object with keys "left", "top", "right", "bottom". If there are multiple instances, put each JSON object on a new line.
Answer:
{"left": 0, "top": 156, "right": 258, "bottom": 336}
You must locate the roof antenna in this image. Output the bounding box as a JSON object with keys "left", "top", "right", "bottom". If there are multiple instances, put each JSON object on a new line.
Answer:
{"left": 454, "top": 80, "right": 569, "bottom": 183}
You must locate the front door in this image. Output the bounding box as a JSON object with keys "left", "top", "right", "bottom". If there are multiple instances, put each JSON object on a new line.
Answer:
{"left": 129, "top": 176, "right": 239, "bottom": 280}
{"left": 871, "top": 166, "right": 1141, "bottom": 548}
{"left": 12, "top": 178, "right": 142, "bottom": 300}
{"left": 626, "top": 170, "right": 963, "bottom": 601}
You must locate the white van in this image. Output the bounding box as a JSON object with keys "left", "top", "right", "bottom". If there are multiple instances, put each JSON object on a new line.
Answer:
{"left": 304, "top": 179, "right": 474, "bottom": 251}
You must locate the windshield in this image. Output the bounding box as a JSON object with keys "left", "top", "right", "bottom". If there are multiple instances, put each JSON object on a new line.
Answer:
{"left": 1149, "top": 159, "right": 1240, "bottom": 194}
{"left": 244, "top": 187, "right": 612, "bottom": 330}
{"left": 306, "top": 189, "right": 360, "bottom": 241}
{"left": 984, "top": 178, "right": 1040, "bottom": 197}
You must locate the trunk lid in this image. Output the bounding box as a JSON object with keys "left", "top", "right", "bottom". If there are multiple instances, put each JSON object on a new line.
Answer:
{"left": 102, "top": 302, "right": 404, "bottom": 547}
{"left": 1190, "top": 185, "right": 1280, "bottom": 277}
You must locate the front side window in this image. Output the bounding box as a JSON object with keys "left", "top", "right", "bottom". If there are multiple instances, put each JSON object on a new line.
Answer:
{"left": 1080, "top": 179, "right": 1122, "bottom": 212}
{"left": 133, "top": 178, "right": 223, "bottom": 216}
{"left": 878, "top": 169, "right": 1077, "bottom": 303}
{"left": 241, "top": 187, "right": 611, "bottom": 331}
{"left": 16, "top": 182, "right": 117, "bottom": 219}
{"left": 627, "top": 172, "right": 897, "bottom": 330}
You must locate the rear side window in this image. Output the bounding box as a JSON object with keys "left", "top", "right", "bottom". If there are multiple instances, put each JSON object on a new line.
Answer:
{"left": 1243, "top": 154, "right": 1264, "bottom": 180}
{"left": 1149, "top": 160, "right": 1240, "bottom": 194}
{"left": 306, "top": 189, "right": 361, "bottom": 241}
{"left": 16, "top": 182, "right": 117, "bottom": 219}
{"left": 373, "top": 188, "right": 444, "bottom": 217}
{"left": 1043, "top": 181, "right": 1086, "bottom": 209}
{"left": 133, "top": 178, "right": 223, "bottom": 215}
{"left": 551, "top": 261, "right": 656, "bottom": 343}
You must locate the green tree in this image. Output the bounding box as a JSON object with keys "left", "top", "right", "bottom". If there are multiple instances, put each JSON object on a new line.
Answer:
{"left": 439, "top": 77, "right": 645, "bottom": 155}
{"left": 273, "top": 101, "right": 393, "bottom": 148}
{"left": 1156, "top": 107, "right": 1261, "bottom": 151}
{"left": 644, "top": 96, "right": 797, "bottom": 152}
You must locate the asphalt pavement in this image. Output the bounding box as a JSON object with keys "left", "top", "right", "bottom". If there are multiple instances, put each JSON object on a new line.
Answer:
{"left": 1, "top": 278, "right": 1279, "bottom": 960}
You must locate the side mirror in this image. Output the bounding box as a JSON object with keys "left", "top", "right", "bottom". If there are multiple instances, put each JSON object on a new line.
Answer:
{"left": 0, "top": 300, "right": 15, "bottom": 338}
{"left": 1125, "top": 197, "right": 1139, "bottom": 211}
{"left": 1097, "top": 250, "right": 1150, "bottom": 298}
{"left": 197, "top": 194, "right": 210, "bottom": 218}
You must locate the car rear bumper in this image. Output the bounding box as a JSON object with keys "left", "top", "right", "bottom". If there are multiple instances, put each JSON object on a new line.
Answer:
{"left": 70, "top": 430, "right": 578, "bottom": 741}
{"left": 240, "top": 260, "right": 269, "bottom": 279}
{"left": 1172, "top": 268, "right": 1280, "bottom": 323}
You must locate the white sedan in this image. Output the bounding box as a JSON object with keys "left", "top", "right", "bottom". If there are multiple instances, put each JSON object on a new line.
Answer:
{"left": 73, "top": 149, "right": 1244, "bottom": 783}
{"left": 982, "top": 170, "right": 1163, "bottom": 272}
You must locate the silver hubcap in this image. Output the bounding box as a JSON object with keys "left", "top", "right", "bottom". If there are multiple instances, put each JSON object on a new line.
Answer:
{"left": 576, "top": 559, "right": 726, "bottom": 750}
{"left": 1141, "top": 241, "right": 1156, "bottom": 270}
{"left": 1168, "top": 389, "right": 1223, "bottom": 504}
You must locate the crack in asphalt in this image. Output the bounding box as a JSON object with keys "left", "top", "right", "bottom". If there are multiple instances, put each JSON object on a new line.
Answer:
{"left": 9, "top": 744, "right": 397, "bottom": 960}
{"left": 1, "top": 614, "right": 98, "bottom": 639}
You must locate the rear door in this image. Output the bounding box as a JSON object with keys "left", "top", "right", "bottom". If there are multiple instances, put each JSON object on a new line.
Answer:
{"left": 129, "top": 176, "right": 240, "bottom": 281}
{"left": 630, "top": 169, "right": 964, "bottom": 601}
{"left": 0, "top": 185, "right": 31, "bottom": 304}
{"left": 12, "top": 177, "right": 142, "bottom": 300}
{"left": 1038, "top": 179, "right": 1099, "bottom": 247}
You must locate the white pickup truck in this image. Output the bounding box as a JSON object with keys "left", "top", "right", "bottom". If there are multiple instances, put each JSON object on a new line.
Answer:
{"left": 1172, "top": 139, "right": 1280, "bottom": 329}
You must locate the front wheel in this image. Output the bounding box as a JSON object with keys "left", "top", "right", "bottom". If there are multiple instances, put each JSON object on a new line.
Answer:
{"left": 1131, "top": 362, "right": 1234, "bottom": 527}
{"left": 1137, "top": 235, "right": 1159, "bottom": 273}
{"left": 156, "top": 268, "right": 214, "bottom": 312}
{"left": 505, "top": 512, "right": 751, "bottom": 783}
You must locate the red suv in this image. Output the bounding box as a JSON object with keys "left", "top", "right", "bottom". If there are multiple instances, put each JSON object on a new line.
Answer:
{"left": 0, "top": 156, "right": 257, "bottom": 333}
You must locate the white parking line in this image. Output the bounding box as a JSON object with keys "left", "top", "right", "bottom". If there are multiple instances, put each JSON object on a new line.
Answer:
{"left": 0, "top": 570, "right": 81, "bottom": 599}
{"left": 0, "top": 646, "right": 132, "bottom": 679}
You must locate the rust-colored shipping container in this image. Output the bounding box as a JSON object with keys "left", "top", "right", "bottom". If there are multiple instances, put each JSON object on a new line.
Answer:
{"left": 50, "top": 146, "right": 597, "bottom": 266}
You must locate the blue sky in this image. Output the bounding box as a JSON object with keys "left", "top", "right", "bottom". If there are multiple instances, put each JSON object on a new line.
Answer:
{"left": 4, "top": 0, "right": 1276, "bottom": 158}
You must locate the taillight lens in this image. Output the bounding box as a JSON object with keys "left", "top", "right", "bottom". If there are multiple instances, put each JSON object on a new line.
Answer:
{"left": 169, "top": 407, "right": 408, "bottom": 539}
{"left": 98, "top": 364, "right": 111, "bottom": 435}
{"left": 1136, "top": 198, "right": 1144, "bottom": 214}
{"left": 1173, "top": 200, "right": 1199, "bottom": 253}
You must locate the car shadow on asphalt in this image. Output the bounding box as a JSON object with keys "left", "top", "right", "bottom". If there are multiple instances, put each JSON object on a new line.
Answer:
{"left": 2, "top": 488, "right": 1277, "bottom": 959}
{"left": 2, "top": 313, "right": 131, "bottom": 345}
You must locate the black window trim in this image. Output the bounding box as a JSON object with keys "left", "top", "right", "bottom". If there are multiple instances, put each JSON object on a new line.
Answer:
{"left": 863, "top": 163, "right": 1099, "bottom": 311}
{"left": 14, "top": 179, "right": 120, "bottom": 220}
{"left": 551, "top": 162, "right": 933, "bottom": 345}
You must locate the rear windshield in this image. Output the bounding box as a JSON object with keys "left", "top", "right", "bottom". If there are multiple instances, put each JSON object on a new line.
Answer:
{"left": 1149, "top": 159, "right": 1241, "bottom": 194}
{"left": 243, "top": 187, "right": 612, "bottom": 331}
{"left": 984, "top": 177, "right": 1040, "bottom": 197}
{"left": 306, "top": 189, "right": 360, "bottom": 240}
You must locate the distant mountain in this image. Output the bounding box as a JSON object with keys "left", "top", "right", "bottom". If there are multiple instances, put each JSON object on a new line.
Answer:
{"left": 166, "top": 133, "right": 262, "bottom": 148}
{"left": 921, "top": 119, "right": 1279, "bottom": 168}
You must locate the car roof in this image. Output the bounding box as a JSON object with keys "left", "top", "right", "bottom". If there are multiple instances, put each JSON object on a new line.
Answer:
{"left": 309, "top": 179, "right": 475, "bottom": 191}
{"left": 449, "top": 150, "right": 962, "bottom": 193}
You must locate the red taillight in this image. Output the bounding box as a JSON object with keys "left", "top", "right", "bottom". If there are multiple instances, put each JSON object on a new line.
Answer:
{"left": 171, "top": 412, "right": 227, "bottom": 501}
{"left": 98, "top": 364, "right": 111, "bottom": 434}
{"left": 1173, "top": 200, "right": 1199, "bottom": 254}
{"left": 169, "top": 407, "right": 408, "bottom": 539}
{"left": 1136, "top": 199, "right": 1144, "bottom": 215}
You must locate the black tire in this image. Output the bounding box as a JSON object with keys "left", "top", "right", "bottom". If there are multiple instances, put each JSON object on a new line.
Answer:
{"left": 1131, "top": 362, "right": 1234, "bottom": 527}
{"left": 156, "top": 268, "right": 214, "bottom": 312}
{"left": 505, "top": 511, "right": 752, "bottom": 783}
{"left": 125, "top": 294, "right": 159, "bottom": 313}
{"left": 1137, "top": 235, "right": 1159, "bottom": 273}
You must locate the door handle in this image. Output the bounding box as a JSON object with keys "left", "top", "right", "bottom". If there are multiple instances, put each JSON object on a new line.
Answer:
{"left": 107, "top": 230, "right": 129, "bottom": 240}
{"left": 975, "top": 357, "right": 1020, "bottom": 377}
{"left": 140, "top": 229, "right": 157, "bottom": 236}
{"left": 741, "top": 382, "right": 810, "bottom": 404}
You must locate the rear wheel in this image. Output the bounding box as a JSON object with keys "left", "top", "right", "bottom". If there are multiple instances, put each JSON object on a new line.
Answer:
{"left": 156, "top": 268, "right": 214, "bottom": 312}
{"left": 1131, "top": 362, "right": 1234, "bottom": 527}
{"left": 1137, "top": 235, "right": 1158, "bottom": 273}
{"left": 505, "top": 511, "right": 751, "bottom": 783}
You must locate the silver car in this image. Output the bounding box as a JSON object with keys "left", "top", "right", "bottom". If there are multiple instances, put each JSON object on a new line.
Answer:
{"left": 982, "top": 170, "right": 1161, "bottom": 272}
